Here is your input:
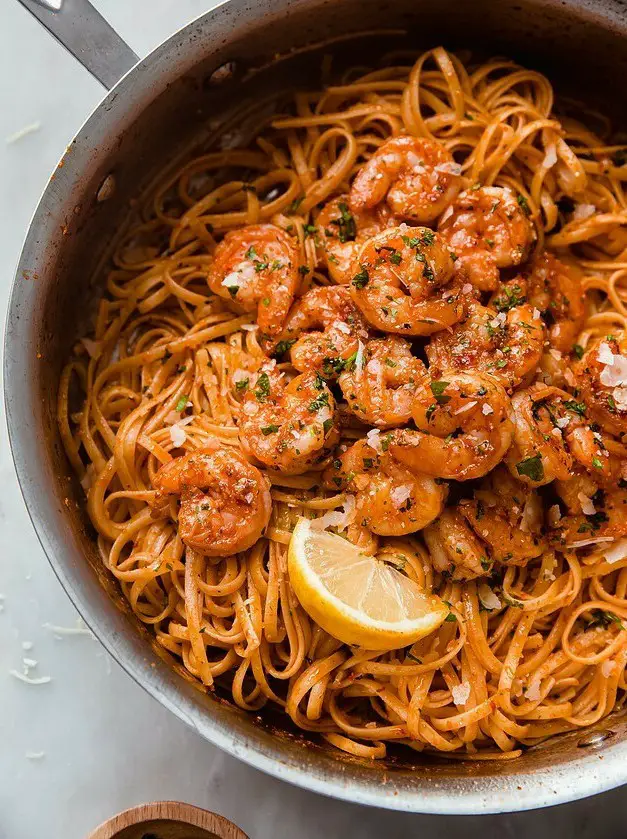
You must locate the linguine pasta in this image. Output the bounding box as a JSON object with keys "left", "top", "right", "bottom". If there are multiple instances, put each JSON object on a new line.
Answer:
{"left": 58, "top": 46, "right": 627, "bottom": 761}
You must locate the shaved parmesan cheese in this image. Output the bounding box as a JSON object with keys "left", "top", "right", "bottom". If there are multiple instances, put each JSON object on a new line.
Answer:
{"left": 451, "top": 682, "right": 471, "bottom": 705}
{"left": 6, "top": 121, "right": 41, "bottom": 144}
{"left": 482, "top": 403, "right": 494, "bottom": 416}
{"left": 435, "top": 162, "right": 462, "bottom": 176}
{"left": 367, "top": 358, "right": 383, "bottom": 375}
{"left": 391, "top": 485, "right": 412, "bottom": 508}
{"left": 600, "top": 354, "right": 627, "bottom": 387}
{"left": 599, "top": 537, "right": 627, "bottom": 565}
{"left": 613, "top": 386, "right": 627, "bottom": 410}
{"left": 542, "top": 145, "right": 558, "bottom": 168}
{"left": 519, "top": 497, "right": 537, "bottom": 533}
{"left": 25, "top": 751, "right": 46, "bottom": 760}
{"left": 21, "top": 641, "right": 33, "bottom": 651}
{"left": 333, "top": 320, "right": 351, "bottom": 335}
{"left": 9, "top": 670, "right": 51, "bottom": 685}
{"left": 567, "top": 536, "right": 615, "bottom": 549}
{"left": 366, "top": 428, "right": 382, "bottom": 452}
{"left": 355, "top": 340, "right": 365, "bottom": 372}
{"left": 532, "top": 308, "right": 541, "bottom": 321}
{"left": 454, "top": 400, "right": 477, "bottom": 415}
{"left": 578, "top": 492, "right": 596, "bottom": 515}
{"left": 241, "top": 323, "right": 258, "bottom": 332}
{"left": 602, "top": 660, "right": 616, "bottom": 678}
{"left": 478, "top": 583, "right": 501, "bottom": 611}
{"left": 169, "top": 424, "right": 187, "bottom": 447}
{"left": 312, "top": 494, "right": 356, "bottom": 531}
{"left": 548, "top": 504, "right": 562, "bottom": 527}
{"left": 440, "top": 205, "right": 454, "bottom": 224}
{"left": 242, "top": 401, "right": 258, "bottom": 416}
{"left": 80, "top": 464, "right": 95, "bottom": 492}
{"left": 549, "top": 349, "right": 562, "bottom": 361}
{"left": 43, "top": 619, "right": 94, "bottom": 638}
{"left": 22, "top": 658, "right": 37, "bottom": 670}
{"left": 461, "top": 283, "right": 473, "bottom": 295}
{"left": 598, "top": 342, "right": 614, "bottom": 365}
{"left": 222, "top": 260, "right": 256, "bottom": 292}
{"left": 556, "top": 416, "right": 570, "bottom": 429}
{"left": 525, "top": 678, "right": 542, "bottom": 701}
{"left": 573, "top": 203, "right": 596, "bottom": 221}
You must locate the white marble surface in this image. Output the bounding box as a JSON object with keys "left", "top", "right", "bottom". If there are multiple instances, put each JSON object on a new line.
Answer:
{"left": 1, "top": 2, "right": 627, "bottom": 837}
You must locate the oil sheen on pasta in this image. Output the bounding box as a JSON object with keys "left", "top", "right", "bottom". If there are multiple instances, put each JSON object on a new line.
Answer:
{"left": 59, "top": 46, "right": 627, "bottom": 761}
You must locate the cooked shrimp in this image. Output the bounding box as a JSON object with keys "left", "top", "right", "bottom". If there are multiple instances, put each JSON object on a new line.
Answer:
{"left": 423, "top": 510, "right": 490, "bottom": 581}
{"left": 426, "top": 299, "right": 544, "bottom": 390}
{"left": 551, "top": 485, "right": 627, "bottom": 548}
{"left": 238, "top": 363, "right": 339, "bottom": 474}
{"left": 349, "top": 135, "right": 463, "bottom": 223}
{"left": 459, "top": 467, "right": 546, "bottom": 566}
{"left": 523, "top": 251, "right": 585, "bottom": 353}
{"left": 152, "top": 444, "right": 271, "bottom": 556}
{"left": 207, "top": 223, "right": 299, "bottom": 336}
{"left": 438, "top": 186, "right": 535, "bottom": 291}
{"left": 573, "top": 335, "right": 627, "bottom": 436}
{"left": 315, "top": 195, "right": 394, "bottom": 284}
{"left": 339, "top": 336, "right": 427, "bottom": 428}
{"left": 349, "top": 226, "right": 468, "bottom": 336}
{"left": 564, "top": 423, "right": 627, "bottom": 488}
{"left": 323, "top": 437, "right": 447, "bottom": 536}
{"left": 505, "top": 388, "right": 573, "bottom": 487}
{"left": 269, "top": 285, "right": 371, "bottom": 378}
{"left": 391, "top": 372, "right": 513, "bottom": 480}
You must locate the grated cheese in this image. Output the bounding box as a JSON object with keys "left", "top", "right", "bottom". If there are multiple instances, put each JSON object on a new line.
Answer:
{"left": 525, "top": 678, "right": 542, "bottom": 701}
{"left": 451, "top": 682, "right": 471, "bottom": 705}
{"left": 5, "top": 121, "right": 41, "bottom": 144}
{"left": 578, "top": 492, "right": 596, "bottom": 515}
{"left": 478, "top": 583, "right": 501, "bottom": 611}
{"left": 9, "top": 670, "right": 51, "bottom": 685}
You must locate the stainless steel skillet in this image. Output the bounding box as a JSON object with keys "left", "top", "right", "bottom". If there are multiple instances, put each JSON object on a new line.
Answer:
{"left": 6, "top": 0, "right": 627, "bottom": 814}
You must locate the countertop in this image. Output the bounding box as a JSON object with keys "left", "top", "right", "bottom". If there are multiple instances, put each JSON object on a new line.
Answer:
{"left": 1, "top": 2, "right": 626, "bottom": 837}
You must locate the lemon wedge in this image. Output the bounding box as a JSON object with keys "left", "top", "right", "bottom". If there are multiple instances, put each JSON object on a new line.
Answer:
{"left": 288, "top": 518, "right": 449, "bottom": 650}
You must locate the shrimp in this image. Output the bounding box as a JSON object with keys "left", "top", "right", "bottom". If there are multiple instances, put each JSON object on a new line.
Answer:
{"left": 339, "top": 336, "right": 427, "bottom": 428}
{"left": 315, "top": 195, "right": 394, "bottom": 284}
{"left": 349, "top": 135, "right": 463, "bottom": 223}
{"left": 423, "top": 510, "right": 490, "bottom": 581}
{"left": 426, "top": 299, "right": 544, "bottom": 390}
{"left": 551, "top": 485, "right": 627, "bottom": 548}
{"left": 459, "top": 467, "right": 546, "bottom": 566}
{"left": 207, "top": 223, "right": 299, "bottom": 336}
{"left": 523, "top": 251, "right": 585, "bottom": 353}
{"left": 268, "top": 285, "right": 371, "bottom": 378}
{"left": 238, "top": 363, "right": 339, "bottom": 474}
{"left": 573, "top": 335, "right": 627, "bottom": 436}
{"left": 152, "top": 443, "right": 272, "bottom": 556}
{"left": 323, "top": 437, "right": 447, "bottom": 536}
{"left": 391, "top": 372, "right": 513, "bottom": 480}
{"left": 349, "top": 226, "right": 468, "bottom": 336}
{"left": 505, "top": 388, "right": 573, "bottom": 487}
{"left": 438, "top": 186, "right": 535, "bottom": 291}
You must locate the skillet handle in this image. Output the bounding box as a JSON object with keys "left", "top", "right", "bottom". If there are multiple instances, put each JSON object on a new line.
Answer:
{"left": 16, "top": 0, "right": 139, "bottom": 90}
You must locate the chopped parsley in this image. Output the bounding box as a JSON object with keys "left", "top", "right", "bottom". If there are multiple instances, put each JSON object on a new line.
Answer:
{"left": 430, "top": 380, "right": 451, "bottom": 405}
{"left": 288, "top": 196, "right": 304, "bottom": 213}
{"left": 572, "top": 344, "right": 584, "bottom": 360}
{"left": 273, "top": 339, "right": 296, "bottom": 357}
{"left": 261, "top": 424, "right": 279, "bottom": 435}
{"left": 493, "top": 283, "right": 525, "bottom": 312}
{"left": 308, "top": 390, "right": 330, "bottom": 413}
{"left": 592, "top": 456, "right": 604, "bottom": 470}
{"left": 389, "top": 251, "right": 402, "bottom": 265}
{"left": 254, "top": 372, "right": 271, "bottom": 402}
{"left": 175, "top": 395, "right": 189, "bottom": 412}
{"left": 235, "top": 378, "right": 249, "bottom": 392}
{"left": 516, "top": 453, "right": 544, "bottom": 482}
{"left": 303, "top": 224, "right": 318, "bottom": 238}
{"left": 517, "top": 193, "right": 531, "bottom": 216}
{"left": 331, "top": 202, "right": 357, "bottom": 243}
{"left": 564, "top": 400, "right": 586, "bottom": 417}
{"left": 298, "top": 265, "right": 311, "bottom": 275}
{"left": 352, "top": 266, "right": 370, "bottom": 288}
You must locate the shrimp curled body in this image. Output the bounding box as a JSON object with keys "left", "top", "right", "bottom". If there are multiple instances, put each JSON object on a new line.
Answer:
{"left": 339, "top": 336, "right": 427, "bottom": 428}
{"left": 239, "top": 364, "right": 339, "bottom": 474}
{"left": 349, "top": 226, "right": 467, "bottom": 336}
{"left": 349, "top": 135, "right": 462, "bottom": 223}
{"left": 323, "top": 437, "right": 447, "bottom": 536}
{"left": 439, "top": 186, "right": 535, "bottom": 291}
{"left": 207, "top": 223, "right": 299, "bottom": 336}
{"left": 153, "top": 445, "right": 272, "bottom": 556}
{"left": 391, "top": 372, "right": 513, "bottom": 480}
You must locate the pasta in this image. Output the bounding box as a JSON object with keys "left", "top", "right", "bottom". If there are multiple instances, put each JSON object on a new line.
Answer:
{"left": 58, "top": 46, "right": 627, "bottom": 761}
